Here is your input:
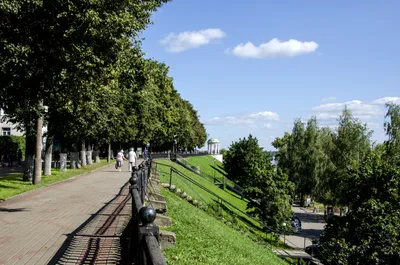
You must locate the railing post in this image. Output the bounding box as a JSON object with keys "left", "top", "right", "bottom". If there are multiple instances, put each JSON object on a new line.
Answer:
{"left": 169, "top": 167, "right": 173, "bottom": 188}
{"left": 129, "top": 171, "right": 142, "bottom": 265}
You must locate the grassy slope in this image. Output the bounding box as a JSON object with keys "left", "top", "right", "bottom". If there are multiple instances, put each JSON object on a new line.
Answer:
{"left": 155, "top": 159, "right": 286, "bottom": 248}
{"left": 155, "top": 159, "right": 248, "bottom": 213}
{"left": 161, "top": 189, "right": 287, "bottom": 265}
{"left": 0, "top": 160, "right": 111, "bottom": 200}
{"left": 187, "top": 155, "right": 226, "bottom": 181}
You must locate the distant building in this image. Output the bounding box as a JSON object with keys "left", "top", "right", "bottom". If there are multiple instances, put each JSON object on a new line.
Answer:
{"left": 0, "top": 109, "right": 24, "bottom": 136}
{"left": 207, "top": 138, "right": 223, "bottom": 162}
{"left": 0, "top": 109, "right": 48, "bottom": 137}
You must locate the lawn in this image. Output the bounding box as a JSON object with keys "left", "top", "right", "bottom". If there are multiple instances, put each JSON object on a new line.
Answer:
{"left": 187, "top": 155, "right": 226, "bottom": 181}
{"left": 154, "top": 159, "right": 286, "bottom": 248}
{"left": 161, "top": 189, "right": 287, "bottom": 265}
{"left": 0, "top": 160, "right": 112, "bottom": 200}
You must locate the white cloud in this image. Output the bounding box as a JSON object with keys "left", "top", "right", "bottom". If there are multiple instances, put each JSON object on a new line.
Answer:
{"left": 321, "top": 96, "right": 336, "bottom": 103}
{"left": 206, "top": 110, "right": 279, "bottom": 125}
{"left": 229, "top": 38, "right": 318, "bottom": 59}
{"left": 263, "top": 123, "right": 272, "bottom": 128}
{"left": 160, "top": 28, "right": 226, "bottom": 53}
{"left": 312, "top": 100, "right": 382, "bottom": 121}
{"left": 248, "top": 111, "right": 279, "bottom": 120}
{"left": 372, "top": 97, "right": 400, "bottom": 105}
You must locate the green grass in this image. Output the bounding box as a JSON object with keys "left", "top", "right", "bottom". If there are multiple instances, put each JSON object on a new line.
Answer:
{"left": 154, "top": 159, "right": 286, "bottom": 248}
{"left": 156, "top": 159, "right": 248, "bottom": 212}
{"left": 161, "top": 189, "right": 287, "bottom": 265}
{"left": 0, "top": 160, "right": 112, "bottom": 200}
{"left": 187, "top": 155, "right": 226, "bottom": 181}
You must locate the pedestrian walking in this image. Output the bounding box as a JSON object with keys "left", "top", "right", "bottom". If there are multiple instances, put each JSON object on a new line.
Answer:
{"left": 115, "top": 149, "right": 127, "bottom": 172}
{"left": 128, "top": 148, "right": 136, "bottom": 172}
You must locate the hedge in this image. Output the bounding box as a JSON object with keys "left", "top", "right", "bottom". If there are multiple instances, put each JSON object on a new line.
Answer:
{"left": 0, "top": 136, "right": 26, "bottom": 160}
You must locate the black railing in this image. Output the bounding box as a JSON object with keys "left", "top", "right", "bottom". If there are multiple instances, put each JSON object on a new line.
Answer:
{"left": 153, "top": 161, "right": 338, "bottom": 263}
{"left": 174, "top": 154, "right": 245, "bottom": 197}
{"left": 128, "top": 160, "right": 167, "bottom": 265}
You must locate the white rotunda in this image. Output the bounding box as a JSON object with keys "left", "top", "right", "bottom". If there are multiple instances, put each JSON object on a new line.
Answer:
{"left": 207, "top": 138, "right": 220, "bottom": 155}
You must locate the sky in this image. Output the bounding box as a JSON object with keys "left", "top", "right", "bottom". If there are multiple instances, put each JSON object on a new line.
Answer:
{"left": 140, "top": 0, "right": 400, "bottom": 150}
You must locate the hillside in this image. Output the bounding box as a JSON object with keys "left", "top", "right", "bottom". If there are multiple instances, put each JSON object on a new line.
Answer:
{"left": 187, "top": 155, "right": 226, "bottom": 181}
{"left": 160, "top": 189, "right": 287, "bottom": 265}
{"left": 154, "top": 159, "right": 286, "bottom": 249}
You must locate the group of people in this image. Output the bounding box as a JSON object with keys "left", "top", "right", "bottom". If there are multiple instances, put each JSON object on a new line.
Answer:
{"left": 115, "top": 148, "right": 137, "bottom": 172}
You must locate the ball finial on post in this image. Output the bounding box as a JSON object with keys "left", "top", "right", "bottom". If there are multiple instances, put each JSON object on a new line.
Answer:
{"left": 139, "top": 205, "right": 156, "bottom": 225}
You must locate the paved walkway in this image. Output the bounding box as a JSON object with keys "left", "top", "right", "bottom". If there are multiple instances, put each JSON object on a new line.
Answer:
{"left": 280, "top": 206, "right": 326, "bottom": 249}
{"left": 0, "top": 164, "right": 132, "bottom": 265}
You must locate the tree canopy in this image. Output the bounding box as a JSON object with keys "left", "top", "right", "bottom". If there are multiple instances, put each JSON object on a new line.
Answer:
{"left": 0, "top": 0, "right": 207, "bottom": 182}
{"left": 273, "top": 103, "right": 400, "bottom": 264}
{"left": 224, "top": 135, "right": 294, "bottom": 230}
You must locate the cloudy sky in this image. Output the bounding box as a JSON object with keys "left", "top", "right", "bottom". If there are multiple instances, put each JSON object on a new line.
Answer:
{"left": 141, "top": 0, "right": 400, "bottom": 150}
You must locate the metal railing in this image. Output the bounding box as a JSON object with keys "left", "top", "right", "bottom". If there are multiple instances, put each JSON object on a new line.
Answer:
{"left": 154, "top": 161, "right": 339, "bottom": 264}
{"left": 174, "top": 154, "right": 245, "bottom": 197}
{"left": 128, "top": 160, "right": 167, "bottom": 265}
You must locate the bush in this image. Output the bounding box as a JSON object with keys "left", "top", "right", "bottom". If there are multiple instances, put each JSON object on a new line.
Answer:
{"left": 0, "top": 136, "right": 25, "bottom": 160}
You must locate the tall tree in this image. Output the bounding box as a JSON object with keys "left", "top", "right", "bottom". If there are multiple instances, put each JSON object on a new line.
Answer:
{"left": 223, "top": 134, "right": 270, "bottom": 189}
{"left": 319, "top": 151, "right": 400, "bottom": 265}
{"left": 0, "top": 0, "right": 169, "bottom": 180}
{"left": 384, "top": 103, "right": 400, "bottom": 162}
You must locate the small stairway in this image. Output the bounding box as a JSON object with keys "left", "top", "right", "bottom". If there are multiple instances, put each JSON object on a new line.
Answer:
{"left": 145, "top": 163, "right": 176, "bottom": 250}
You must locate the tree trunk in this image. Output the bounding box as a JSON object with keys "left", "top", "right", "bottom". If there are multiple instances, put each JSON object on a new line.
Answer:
{"left": 94, "top": 144, "right": 100, "bottom": 163}
{"left": 87, "top": 142, "right": 92, "bottom": 165}
{"left": 33, "top": 115, "right": 43, "bottom": 185}
{"left": 107, "top": 142, "right": 111, "bottom": 162}
{"left": 44, "top": 135, "right": 54, "bottom": 176}
{"left": 23, "top": 133, "right": 35, "bottom": 181}
{"left": 80, "top": 141, "right": 87, "bottom": 167}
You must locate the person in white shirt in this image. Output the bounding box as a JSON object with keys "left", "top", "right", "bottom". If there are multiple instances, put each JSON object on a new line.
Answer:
{"left": 116, "top": 150, "right": 127, "bottom": 172}
{"left": 128, "top": 148, "right": 137, "bottom": 172}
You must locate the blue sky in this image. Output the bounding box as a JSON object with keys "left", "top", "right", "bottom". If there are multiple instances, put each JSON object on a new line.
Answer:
{"left": 141, "top": 0, "right": 400, "bottom": 150}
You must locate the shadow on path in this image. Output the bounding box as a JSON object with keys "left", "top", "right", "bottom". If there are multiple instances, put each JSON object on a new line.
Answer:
{"left": 0, "top": 207, "right": 27, "bottom": 212}
{"left": 294, "top": 212, "right": 326, "bottom": 224}
{"left": 47, "top": 182, "right": 130, "bottom": 265}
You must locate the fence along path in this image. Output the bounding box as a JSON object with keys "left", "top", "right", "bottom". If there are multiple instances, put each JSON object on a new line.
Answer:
{"left": 170, "top": 156, "right": 342, "bottom": 264}
{"left": 174, "top": 154, "right": 245, "bottom": 197}
{"left": 154, "top": 161, "right": 320, "bottom": 263}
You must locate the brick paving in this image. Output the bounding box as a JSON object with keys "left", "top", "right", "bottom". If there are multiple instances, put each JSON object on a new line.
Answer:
{"left": 0, "top": 164, "right": 133, "bottom": 265}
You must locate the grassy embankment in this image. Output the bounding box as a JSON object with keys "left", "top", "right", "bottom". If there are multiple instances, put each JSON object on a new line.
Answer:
{"left": 0, "top": 160, "right": 111, "bottom": 200}
{"left": 155, "top": 159, "right": 286, "bottom": 247}
{"left": 160, "top": 189, "right": 287, "bottom": 265}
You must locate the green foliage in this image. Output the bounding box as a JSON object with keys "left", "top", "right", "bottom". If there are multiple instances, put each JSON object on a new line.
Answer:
{"left": 223, "top": 134, "right": 271, "bottom": 189}
{"left": 273, "top": 108, "right": 372, "bottom": 207}
{"left": 0, "top": 136, "right": 25, "bottom": 159}
{"left": 246, "top": 168, "right": 294, "bottom": 230}
{"left": 384, "top": 103, "right": 400, "bottom": 160}
{"left": 0, "top": 0, "right": 207, "bottom": 182}
{"left": 224, "top": 135, "right": 294, "bottom": 230}
{"left": 319, "top": 152, "right": 400, "bottom": 264}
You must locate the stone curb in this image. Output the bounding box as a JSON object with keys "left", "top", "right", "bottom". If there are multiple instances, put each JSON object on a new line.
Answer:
{"left": 0, "top": 162, "right": 114, "bottom": 204}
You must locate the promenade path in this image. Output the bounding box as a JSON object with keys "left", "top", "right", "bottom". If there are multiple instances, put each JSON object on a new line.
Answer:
{"left": 0, "top": 163, "right": 133, "bottom": 265}
{"left": 280, "top": 206, "right": 325, "bottom": 249}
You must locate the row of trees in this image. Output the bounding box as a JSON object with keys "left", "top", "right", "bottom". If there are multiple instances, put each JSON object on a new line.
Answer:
{"left": 272, "top": 107, "right": 373, "bottom": 207}
{"left": 0, "top": 0, "right": 207, "bottom": 183}
{"left": 273, "top": 103, "right": 400, "bottom": 264}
